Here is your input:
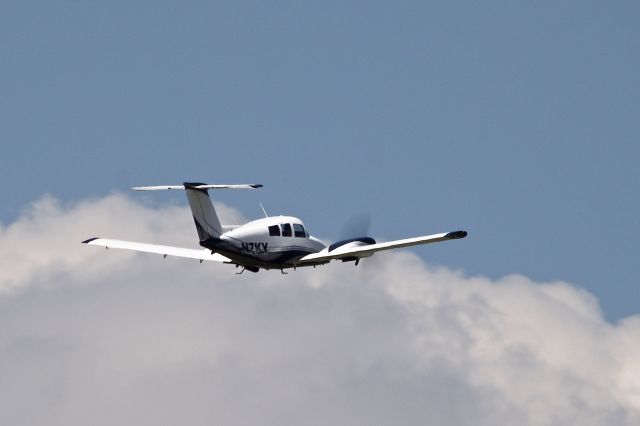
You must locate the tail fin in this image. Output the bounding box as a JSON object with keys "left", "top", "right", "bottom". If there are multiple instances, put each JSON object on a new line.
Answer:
{"left": 184, "top": 183, "right": 223, "bottom": 241}
{"left": 132, "top": 182, "right": 263, "bottom": 243}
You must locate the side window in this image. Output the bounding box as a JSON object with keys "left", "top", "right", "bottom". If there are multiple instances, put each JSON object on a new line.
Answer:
{"left": 293, "top": 224, "right": 306, "bottom": 238}
{"left": 268, "top": 225, "right": 280, "bottom": 236}
{"left": 281, "top": 223, "right": 292, "bottom": 237}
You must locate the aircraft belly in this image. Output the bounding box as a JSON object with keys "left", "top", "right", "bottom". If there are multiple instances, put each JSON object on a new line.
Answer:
{"left": 202, "top": 238, "right": 315, "bottom": 269}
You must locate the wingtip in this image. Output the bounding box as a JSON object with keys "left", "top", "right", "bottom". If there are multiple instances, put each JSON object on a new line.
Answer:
{"left": 446, "top": 230, "right": 468, "bottom": 239}
{"left": 82, "top": 237, "right": 99, "bottom": 244}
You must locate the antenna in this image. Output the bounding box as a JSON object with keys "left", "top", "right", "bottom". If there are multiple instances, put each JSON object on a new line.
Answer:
{"left": 258, "top": 202, "right": 269, "bottom": 218}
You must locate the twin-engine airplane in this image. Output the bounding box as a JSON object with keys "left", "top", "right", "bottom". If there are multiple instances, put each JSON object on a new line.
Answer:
{"left": 83, "top": 183, "right": 467, "bottom": 274}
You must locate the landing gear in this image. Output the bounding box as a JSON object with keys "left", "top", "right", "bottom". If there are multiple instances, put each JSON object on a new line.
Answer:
{"left": 235, "top": 264, "right": 260, "bottom": 274}
{"left": 340, "top": 256, "right": 361, "bottom": 266}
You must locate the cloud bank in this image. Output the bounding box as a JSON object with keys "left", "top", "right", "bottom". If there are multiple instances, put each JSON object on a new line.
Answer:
{"left": 1, "top": 194, "right": 639, "bottom": 425}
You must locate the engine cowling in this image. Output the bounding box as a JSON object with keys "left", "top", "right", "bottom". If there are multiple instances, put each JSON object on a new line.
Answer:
{"left": 327, "top": 237, "right": 376, "bottom": 259}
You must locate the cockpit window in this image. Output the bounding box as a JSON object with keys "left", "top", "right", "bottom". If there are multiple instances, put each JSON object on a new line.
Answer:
{"left": 268, "top": 225, "right": 280, "bottom": 236}
{"left": 293, "top": 224, "right": 306, "bottom": 238}
{"left": 281, "top": 223, "right": 292, "bottom": 237}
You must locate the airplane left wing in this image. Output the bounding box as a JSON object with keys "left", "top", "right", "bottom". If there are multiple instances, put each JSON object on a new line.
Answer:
{"left": 82, "top": 238, "right": 231, "bottom": 262}
{"left": 297, "top": 230, "right": 467, "bottom": 264}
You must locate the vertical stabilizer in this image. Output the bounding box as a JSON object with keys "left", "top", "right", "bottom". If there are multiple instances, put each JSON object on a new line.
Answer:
{"left": 131, "top": 181, "right": 262, "bottom": 243}
{"left": 183, "top": 182, "right": 222, "bottom": 241}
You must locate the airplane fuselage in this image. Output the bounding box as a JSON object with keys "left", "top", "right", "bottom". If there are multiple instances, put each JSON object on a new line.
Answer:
{"left": 200, "top": 216, "right": 327, "bottom": 271}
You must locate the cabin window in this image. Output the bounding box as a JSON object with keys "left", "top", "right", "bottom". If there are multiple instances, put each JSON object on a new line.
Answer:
{"left": 268, "top": 225, "right": 280, "bottom": 236}
{"left": 282, "top": 223, "right": 292, "bottom": 237}
{"left": 293, "top": 224, "right": 306, "bottom": 238}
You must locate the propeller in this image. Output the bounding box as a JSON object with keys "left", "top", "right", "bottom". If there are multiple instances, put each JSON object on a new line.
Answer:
{"left": 338, "top": 213, "right": 371, "bottom": 240}
{"left": 337, "top": 213, "right": 376, "bottom": 268}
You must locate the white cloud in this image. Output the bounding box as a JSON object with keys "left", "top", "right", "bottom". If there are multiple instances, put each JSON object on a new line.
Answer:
{"left": 0, "top": 194, "right": 639, "bottom": 425}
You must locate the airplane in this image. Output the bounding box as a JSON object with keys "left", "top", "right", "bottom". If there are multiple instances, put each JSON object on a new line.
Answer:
{"left": 83, "top": 182, "right": 467, "bottom": 274}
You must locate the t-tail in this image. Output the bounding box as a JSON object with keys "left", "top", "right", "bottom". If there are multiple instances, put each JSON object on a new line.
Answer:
{"left": 132, "top": 182, "right": 263, "bottom": 242}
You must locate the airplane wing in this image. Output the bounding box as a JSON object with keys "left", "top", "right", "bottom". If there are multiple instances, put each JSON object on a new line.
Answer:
{"left": 82, "top": 238, "right": 231, "bottom": 262}
{"left": 298, "top": 230, "right": 467, "bottom": 264}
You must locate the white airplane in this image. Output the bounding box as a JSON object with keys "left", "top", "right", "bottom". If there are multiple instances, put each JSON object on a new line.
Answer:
{"left": 83, "top": 183, "right": 467, "bottom": 274}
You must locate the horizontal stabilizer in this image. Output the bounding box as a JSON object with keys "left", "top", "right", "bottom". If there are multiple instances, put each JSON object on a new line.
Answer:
{"left": 82, "top": 237, "right": 231, "bottom": 262}
{"left": 132, "top": 184, "right": 263, "bottom": 191}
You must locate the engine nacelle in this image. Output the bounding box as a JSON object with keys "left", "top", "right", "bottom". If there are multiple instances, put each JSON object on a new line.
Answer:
{"left": 328, "top": 237, "right": 376, "bottom": 253}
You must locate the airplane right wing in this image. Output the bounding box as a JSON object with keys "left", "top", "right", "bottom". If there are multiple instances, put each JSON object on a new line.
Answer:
{"left": 297, "top": 230, "right": 467, "bottom": 264}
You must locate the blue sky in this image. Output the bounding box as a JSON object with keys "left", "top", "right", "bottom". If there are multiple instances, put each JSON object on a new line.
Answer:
{"left": 1, "top": 0, "right": 638, "bottom": 320}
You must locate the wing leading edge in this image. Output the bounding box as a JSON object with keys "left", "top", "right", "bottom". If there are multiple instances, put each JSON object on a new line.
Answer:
{"left": 82, "top": 238, "right": 231, "bottom": 262}
{"left": 298, "top": 230, "right": 467, "bottom": 264}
